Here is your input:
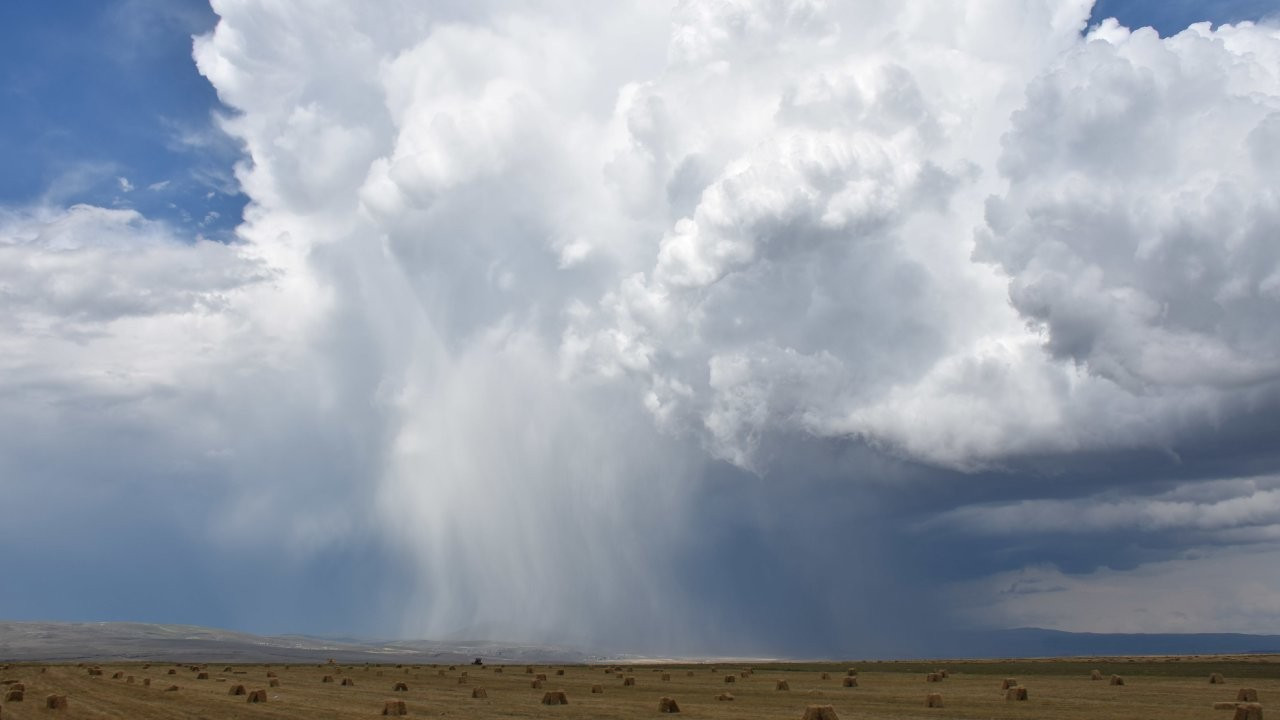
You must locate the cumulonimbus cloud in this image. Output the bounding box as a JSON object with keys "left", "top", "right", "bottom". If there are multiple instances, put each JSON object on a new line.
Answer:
{"left": 2, "top": 0, "right": 1279, "bottom": 647}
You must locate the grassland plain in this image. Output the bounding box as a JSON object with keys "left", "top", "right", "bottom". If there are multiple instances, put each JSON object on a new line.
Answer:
{"left": 0, "top": 656, "right": 1275, "bottom": 719}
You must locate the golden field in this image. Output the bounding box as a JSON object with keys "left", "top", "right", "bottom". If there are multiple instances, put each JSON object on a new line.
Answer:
{"left": 0, "top": 656, "right": 1275, "bottom": 719}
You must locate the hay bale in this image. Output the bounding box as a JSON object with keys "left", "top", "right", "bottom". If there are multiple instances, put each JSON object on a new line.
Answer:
{"left": 821, "top": 672, "right": 830, "bottom": 680}
{"left": 1233, "top": 703, "right": 1263, "bottom": 720}
{"left": 1238, "top": 689, "right": 1259, "bottom": 702}
{"left": 247, "top": 689, "right": 267, "bottom": 703}
{"left": 939, "top": 670, "right": 949, "bottom": 678}
{"left": 591, "top": 685, "right": 603, "bottom": 694}
{"left": 527, "top": 667, "right": 535, "bottom": 674}
{"left": 165, "top": 685, "right": 179, "bottom": 691}
{"left": 776, "top": 680, "right": 791, "bottom": 691}
{"left": 926, "top": 673, "right": 942, "bottom": 682}
{"left": 322, "top": 675, "right": 335, "bottom": 683}
{"left": 605, "top": 669, "right": 614, "bottom": 675}
{"left": 541, "top": 690, "right": 569, "bottom": 705}
{"left": 659, "top": 696, "right": 680, "bottom": 713}
{"left": 662, "top": 673, "right": 671, "bottom": 681}
{"left": 393, "top": 682, "right": 409, "bottom": 692}
{"left": 458, "top": 676, "right": 468, "bottom": 685}
{"left": 925, "top": 693, "right": 943, "bottom": 708}
{"left": 842, "top": 677, "right": 858, "bottom": 688}
{"left": 740, "top": 671, "right": 749, "bottom": 678}
{"left": 847, "top": 669, "right": 858, "bottom": 677}
{"left": 724, "top": 675, "right": 736, "bottom": 684}
{"left": 1001, "top": 678, "right": 1018, "bottom": 690}
{"left": 229, "top": 684, "right": 247, "bottom": 696}
{"left": 342, "top": 678, "right": 356, "bottom": 686}
{"left": 537, "top": 673, "right": 548, "bottom": 681}
{"left": 4, "top": 690, "right": 22, "bottom": 702}
{"left": 1091, "top": 669, "right": 1103, "bottom": 680}
{"left": 1110, "top": 675, "right": 1125, "bottom": 686}
{"left": 224, "top": 666, "right": 233, "bottom": 672}
{"left": 718, "top": 692, "right": 734, "bottom": 701}
{"left": 269, "top": 679, "right": 280, "bottom": 688}
{"left": 112, "top": 671, "right": 124, "bottom": 679}
{"left": 196, "top": 672, "right": 209, "bottom": 680}
{"left": 801, "top": 705, "right": 840, "bottom": 720}
{"left": 1005, "top": 687, "right": 1029, "bottom": 701}
{"left": 126, "top": 676, "right": 135, "bottom": 684}
{"left": 557, "top": 669, "right": 565, "bottom": 676}
{"left": 88, "top": 668, "right": 103, "bottom": 676}
{"left": 167, "top": 669, "right": 177, "bottom": 675}
{"left": 143, "top": 678, "right": 151, "bottom": 687}
{"left": 1217, "top": 702, "right": 1243, "bottom": 710}
{"left": 624, "top": 676, "right": 637, "bottom": 686}
{"left": 1211, "top": 673, "right": 1226, "bottom": 684}
{"left": 46, "top": 694, "right": 68, "bottom": 709}
{"left": 266, "top": 671, "right": 277, "bottom": 678}
{"left": 472, "top": 688, "right": 487, "bottom": 698}
{"left": 383, "top": 700, "right": 408, "bottom": 715}
{"left": 531, "top": 680, "right": 544, "bottom": 689}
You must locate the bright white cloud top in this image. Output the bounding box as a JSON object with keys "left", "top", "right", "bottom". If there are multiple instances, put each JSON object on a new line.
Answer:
{"left": 3, "top": 0, "right": 1279, "bottom": 651}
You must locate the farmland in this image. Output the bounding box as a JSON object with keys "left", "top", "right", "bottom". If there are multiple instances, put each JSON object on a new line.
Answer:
{"left": 0, "top": 655, "right": 1274, "bottom": 719}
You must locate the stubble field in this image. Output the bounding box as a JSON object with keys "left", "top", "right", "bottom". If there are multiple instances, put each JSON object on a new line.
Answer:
{"left": 0, "top": 655, "right": 1274, "bottom": 719}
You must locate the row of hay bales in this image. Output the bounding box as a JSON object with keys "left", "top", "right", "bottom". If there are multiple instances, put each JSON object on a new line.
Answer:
{"left": 83, "top": 665, "right": 275, "bottom": 704}
{"left": 0, "top": 682, "right": 67, "bottom": 710}
{"left": 225, "top": 684, "right": 269, "bottom": 702}
{"left": 13, "top": 662, "right": 1260, "bottom": 717}
{"left": 1212, "top": 687, "right": 1264, "bottom": 720}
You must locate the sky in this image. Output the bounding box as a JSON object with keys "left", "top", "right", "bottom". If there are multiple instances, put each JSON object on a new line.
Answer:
{"left": 1, "top": 0, "right": 1279, "bottom": 658}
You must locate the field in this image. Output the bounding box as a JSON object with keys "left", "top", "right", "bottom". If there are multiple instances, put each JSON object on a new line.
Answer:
{"left": 0, "top": 656, "right": 1275, "bottom": 719}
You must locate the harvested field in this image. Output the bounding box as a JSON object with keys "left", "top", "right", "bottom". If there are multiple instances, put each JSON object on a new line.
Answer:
{"left": 0, "top": 656, "right": 1274, "bottom": 719}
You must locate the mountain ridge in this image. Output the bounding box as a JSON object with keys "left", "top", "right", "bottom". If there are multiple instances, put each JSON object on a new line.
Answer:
{"left": 2, "top": 621, "right": 1278, "bottom": 663}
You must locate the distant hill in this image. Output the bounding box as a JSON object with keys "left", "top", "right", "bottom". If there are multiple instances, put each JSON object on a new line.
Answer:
{"left": 935, "top": 627, "right": 1280, "bottom": 659}
{"left": 2, "top": 621, "right": 1278, "bottom": 663}
{"left": 0, "top": 622, "right": 597, "bottom": 664}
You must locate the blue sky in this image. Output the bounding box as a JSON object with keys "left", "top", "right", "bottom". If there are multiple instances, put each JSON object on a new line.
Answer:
{"left": 1092, "top": 0, "right": 1279, "bottom": 32}
{"left": 2, "top": 1, "right": 1279, "bottom": 656}
{"left": 0, "top": 0, "right": 243, "bottom": 238}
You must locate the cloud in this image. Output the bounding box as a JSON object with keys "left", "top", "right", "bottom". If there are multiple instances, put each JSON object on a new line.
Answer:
{"left": 979, "top": 20, "right": 1280, "bottom": 392}
{"left": 4, "top": 0, "right": 1280, "bottom": 650}
{"left": 950, "top": 548, "right": 1280, "bottom": 633}
{"left": 933, "top": 475, "right": 1280, "bottom": 539}
{"left": 0, "top": 204, "right": 265, "bottom": 325}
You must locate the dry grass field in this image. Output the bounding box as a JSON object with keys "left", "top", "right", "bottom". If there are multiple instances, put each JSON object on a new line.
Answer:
{"left": 0, "top": 656, "right": 1275, "bottom": 719}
